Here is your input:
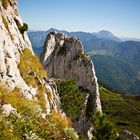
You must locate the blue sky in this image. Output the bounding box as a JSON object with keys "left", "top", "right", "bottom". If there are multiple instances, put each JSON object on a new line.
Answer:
{"left": 19, "top": 0, "right": 140, "bottom": 38}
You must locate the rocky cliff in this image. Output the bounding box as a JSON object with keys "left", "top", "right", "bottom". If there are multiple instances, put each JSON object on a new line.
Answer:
{"left": 0, "top": 0, "right": 35, "bottom": 98}
{"left": 40, "top": 32, "right": 102, "bottom": 134}
{"left": 0, "top": 0, "right": 61, "bottom": 113}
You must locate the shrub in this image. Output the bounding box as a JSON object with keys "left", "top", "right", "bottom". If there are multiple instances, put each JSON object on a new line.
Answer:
{"left": 64, "top": 127, "right": 79, "bottom": 140}
{"left": 56, "top": 79, "right": 85, "bottom": 119}
{"left": 2, "top": 0, "right": 9, "bottom": 9}
{"left": 91, "top": 112, "right": 120, "bottom": 140}
{"left": 37, "top": 85, "right": 47, "bottom": 110}
{"left": 19, "top": 23, "right": 28, "bottom": 34}
{"left": 48, "top": 110, "right": 71, "bottom": 129}
{"left": 0, "top": 85, "right": 79, "bottom": 140}
{"left": 58, "top": 46, "right": 67, "bottom": 56}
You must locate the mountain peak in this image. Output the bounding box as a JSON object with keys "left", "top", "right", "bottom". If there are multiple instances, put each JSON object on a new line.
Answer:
{"left": 40, "top": 31, "right": 102, "bottom": 133}
{"left": 93, "top": 30, "right": 121, "bottom": 42}
{"left": 98, "top": 30, "right": 114, "bottom": 36}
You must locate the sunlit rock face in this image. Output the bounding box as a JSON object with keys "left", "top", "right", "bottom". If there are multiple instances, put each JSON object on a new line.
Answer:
{"left": 41, "top": 32, "right": 101, "bottom": 112}
{"left": 0, "top": 0, "right": 36, "bottom": 98}
{"left": 0, "top": 0, "right": 62, "bottom": 114}
{"left": 40, "top": 31, "right": 102, "bottom": 134}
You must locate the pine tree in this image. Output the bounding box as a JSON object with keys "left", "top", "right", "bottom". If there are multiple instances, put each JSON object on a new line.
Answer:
{"left": 92, "top": 112, "right": 121, "bottom": 140}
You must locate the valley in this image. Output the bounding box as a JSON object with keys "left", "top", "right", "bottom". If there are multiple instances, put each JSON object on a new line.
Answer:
{"left": 29, "top": 29, "right": 140, "bottom": 94}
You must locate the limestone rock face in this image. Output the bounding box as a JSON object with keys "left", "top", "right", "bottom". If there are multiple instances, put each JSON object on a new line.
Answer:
{"left": 1, "top": 104, "right": 17, "bottom": 116}
{"left": 0, "top": 0, "right": 62, "bottom": 115}
{"left": 40, "top": 32, "right": 102, "bottom": 113}
{"left": 44, "top": 78, "right": 62, "bottom": 115}
{"left": 40, "top": 32, "right": 102, "bottom": 135}
{"left": 0, "top": 0, "right": 35, "bottom": 98}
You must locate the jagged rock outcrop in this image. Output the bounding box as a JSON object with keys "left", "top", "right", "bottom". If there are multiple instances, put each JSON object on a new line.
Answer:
{"left": 41, "top": 32, "right": 101, "bottom": 112}
{"left": 40, "top": 32, "right": 102, "bottom": 135}
{"left": 44, "top": 78, "right": 62, "bottom": 114}
{"left": 0, "top": 0, "right": 62, "bottom": 114}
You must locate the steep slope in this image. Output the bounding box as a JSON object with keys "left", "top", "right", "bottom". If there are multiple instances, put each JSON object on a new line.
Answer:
{"left": 40, "top": 31, "right": 102, "bottom": 134}
{"left": 0, "top": 0, "right": 35, "bottom": 98}
{"left": 0, "top": 1, "right": 79, "bottom": 139}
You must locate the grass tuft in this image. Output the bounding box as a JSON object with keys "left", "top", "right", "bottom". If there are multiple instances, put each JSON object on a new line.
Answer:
{"left": 18, "top": 48, "right": 47, "bottom": 109}
{"left": 0, "top": 84, "right": 78, "bottom": 139}
{"left": 18, "top": 48, "right": 46, "bottom": 87}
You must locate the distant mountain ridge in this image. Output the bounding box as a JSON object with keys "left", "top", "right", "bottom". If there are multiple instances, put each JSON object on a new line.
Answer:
{"left": 28, "top": 28, "right": 140, "bottom": 94}
{"left": 28, "top": 28, "right": 121, "bottom": 47}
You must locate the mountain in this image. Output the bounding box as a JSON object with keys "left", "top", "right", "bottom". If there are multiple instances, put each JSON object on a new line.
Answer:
{"left": 28, "top": 29, "right": 119, "bottom": 54}
{"left": 28, "top": 31, "right": 47, "bottom": 48}
{"left": 40, "top": 32, "right": 101, "bottom": 134}
{"left": 92, "top": 30, "right": 121, "bottom": 42}
{"left": 29, "top": 29, "right": 140, "bottom": 94}
{"left": 92, "top": 40, "right": 140, "bottom": 94}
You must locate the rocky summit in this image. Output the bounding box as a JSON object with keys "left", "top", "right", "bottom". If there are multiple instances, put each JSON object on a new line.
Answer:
{"left": 40, "top": 31, "right": 102, "bottom": 134}
{"left": 40, "top": 31, "right": 101, "bottom": 112}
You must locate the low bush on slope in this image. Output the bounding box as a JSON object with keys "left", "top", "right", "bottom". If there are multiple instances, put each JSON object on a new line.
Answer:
{"left": 0, "top": 85, "right": 78, "bottom": 140}
{"left": 56, "top": 79, "right": 121, "bottom": 140}
{"left": 56, "top": 79, "right": 85, "bottom": 119}
{"left": 91, "top": 112, "right": 119, "bottom": 140}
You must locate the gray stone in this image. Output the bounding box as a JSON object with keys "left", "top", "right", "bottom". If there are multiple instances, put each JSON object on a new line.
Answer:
{"left": 1, "top": 104, "right": 17, "bottom": 116}
{"left": 40, "top": 32, "right": 102, "bottom": 135}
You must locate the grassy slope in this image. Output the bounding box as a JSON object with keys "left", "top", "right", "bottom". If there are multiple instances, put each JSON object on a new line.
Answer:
{"left": 0, "top": 48, "right": 79, "bottom": 140}
{"left": 100, "top": 87, "right": 140, "bottom": 137}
